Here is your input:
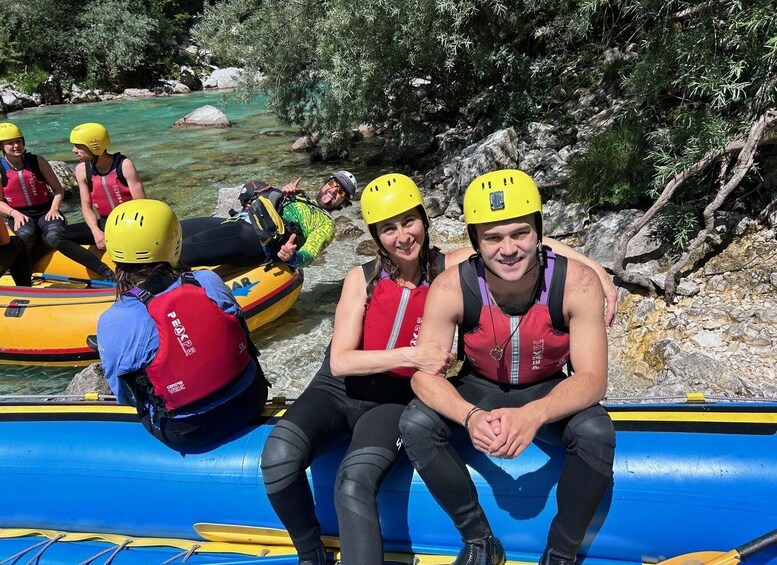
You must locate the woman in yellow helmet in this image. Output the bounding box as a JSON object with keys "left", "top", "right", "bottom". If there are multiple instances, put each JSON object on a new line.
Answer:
{"left": 0, "top": 122, "right": 67, "bottom": 263}
{"left": 54, "top": 123, "right": 146, "bottom": 280}
{"left": 260, "top": 173, "right": 616, "bottom": 565}
{"left": 96, "top": 199, "right": 268, "bottom": 451}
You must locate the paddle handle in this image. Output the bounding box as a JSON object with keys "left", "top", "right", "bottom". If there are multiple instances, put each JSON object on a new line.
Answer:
{"left": 36, "top": 273, "right": 116, "bottom": 288}
{"left": 737, "top": 529, "right": 777, "bottom": 560}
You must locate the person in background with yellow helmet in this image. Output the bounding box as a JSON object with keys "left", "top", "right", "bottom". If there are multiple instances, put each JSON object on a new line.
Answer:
{"left": 399, "top": 169, "right": 615, "bottom": 565}
{"left": 0, "top": 122, "right": 67, "bottom": 262}
{"left": 97, "top": 199, "right": 268, "bottom": 451}
{"left": 56, "top": 123, "right": 146, "bottom": 280}
{"left": 0, "top": 219, "right": 32, "bottom": 285}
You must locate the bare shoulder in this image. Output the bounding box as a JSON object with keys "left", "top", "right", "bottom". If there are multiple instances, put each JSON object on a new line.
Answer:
{"left": 565, "top": 259, "right": 604, "bottom": 300}
{"left": 343, "top": 265, "right": 368, "bottom": 287}
{"left": 432, "top": 263, "right": 463, "bottom": 292}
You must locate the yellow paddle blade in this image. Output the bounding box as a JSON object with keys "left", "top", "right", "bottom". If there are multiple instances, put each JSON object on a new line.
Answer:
{"left": 659, "top": 549, "right": 740, "bottom": 565}
{"left": 193, "top": 522, "right": 340, "bottom": 548}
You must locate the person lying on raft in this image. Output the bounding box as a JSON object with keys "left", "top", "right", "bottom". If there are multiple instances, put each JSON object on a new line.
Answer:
{"left": 54, "top": 123, "right": 146, "bottom": 281}
{"left": 97, "top": 199, "right": 269, "bottom": 451}
{"left": 180, "top": 171, "right": 358, "bottom": 270}
{"left": 400, "top": 169, "right": 615, "bottom": 565}
{"left": 260, "top": 173, "right": 616, "bottom": 565}
{"left": 0, "top": 219, "right": 32, "bottom": 286}
{"left": 0, "top": 122, "right": 66, "bottom": 264}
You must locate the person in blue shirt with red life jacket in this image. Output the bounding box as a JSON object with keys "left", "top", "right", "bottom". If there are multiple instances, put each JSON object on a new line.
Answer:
{"left": 260, "top": 173, "right": 618, "bottom": 565}
{"left": 399, "top": 170, "right": 615, "bottom": 565}
{"left": 97, "top": 199, "right": 269, "bottom": 451}
{"left": 0, "top": 122, "right": 67, "bottom": 263}
{"left": 55, "top": 123, "right": 146, "bottom": 281}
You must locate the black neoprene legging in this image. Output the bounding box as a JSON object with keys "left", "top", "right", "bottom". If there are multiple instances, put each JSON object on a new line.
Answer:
{"left": 180, "top": 216, "right": 267, "bottom": 267}
{"left": 8, "top": 209, "right": 66, "bottom": 264}
{"left": 260, "top": 357, "right": 413, "bottom": 565}
{"left": 55, "top": 218, "right": 112, "bottom": 275}
{"left": 399, "top": 373, "right": 615, "bottom": 558}
{"left": 0, "top": 235, "right": 32, "bottom": 285}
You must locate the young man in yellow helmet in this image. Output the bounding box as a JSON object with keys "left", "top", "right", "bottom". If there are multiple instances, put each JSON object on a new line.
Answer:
{"left": 0, "top": 122, "right": 67, "bottom": 262}
{"left": 399, "top": 169, "right": 615, "bottom": 565}
{"left": 56, "top": 122, "right": 146, "bottom": 280}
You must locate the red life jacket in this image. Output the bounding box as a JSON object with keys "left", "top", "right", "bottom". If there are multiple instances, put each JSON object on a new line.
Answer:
{"left": 1, "top": 153, "right": 50, "bottom": 210}
{"left": 361, "top": 265, "right": 431, "bottom": 379}
{"left": 129, "top": 273, "right": 251, "bottom": 412}
{"left": 86, "top": 153, "right": 132, "bottom": 217}
{"left": 459, "top": 252, "right": 570, "bottom": 385}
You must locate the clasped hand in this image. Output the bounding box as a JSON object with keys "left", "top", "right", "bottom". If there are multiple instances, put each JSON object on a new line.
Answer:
{"left": 466, "top": 405, "right": 542, "bottom": 459}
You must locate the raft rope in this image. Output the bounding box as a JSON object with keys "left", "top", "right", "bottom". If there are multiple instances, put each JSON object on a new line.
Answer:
{"left": 102, "top": 538, "right": 132, "bottom": 565}
{"left": 160, "top": 544, "right": 201, "bottom": 564}
{"left": 0, "top": 532, "right": 65, "bottom": 565}
{"left": 78, "top": 544, "right": 115, "bottom": 565}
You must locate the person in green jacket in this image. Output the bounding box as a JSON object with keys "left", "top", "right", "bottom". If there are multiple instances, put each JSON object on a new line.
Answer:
{"left": 180, "top": 171, "right": 357, "bottom": 269}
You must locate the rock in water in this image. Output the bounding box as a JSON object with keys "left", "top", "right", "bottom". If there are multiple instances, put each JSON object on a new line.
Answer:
{"left": 49, "top": 161, "right": 77, "bottom": 198}
{"left": 65, "top": 363, "right": 112, "bottom": 396}
{"left": 173, "top": 104, "right": 231, "bottom": 128}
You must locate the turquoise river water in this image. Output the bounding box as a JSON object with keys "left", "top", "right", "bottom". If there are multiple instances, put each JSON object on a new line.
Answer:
{"left": 1, "top": 91, "right": 392, "bottom": 395}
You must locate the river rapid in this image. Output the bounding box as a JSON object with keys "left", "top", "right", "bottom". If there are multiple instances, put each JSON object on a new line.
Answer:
{"left": 0, "top": 91, "right": 397, "bottom": 395}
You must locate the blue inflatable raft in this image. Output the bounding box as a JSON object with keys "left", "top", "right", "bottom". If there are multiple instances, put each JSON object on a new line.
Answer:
{"left": 1, "top": 396, "right": 776, "bottom": 564}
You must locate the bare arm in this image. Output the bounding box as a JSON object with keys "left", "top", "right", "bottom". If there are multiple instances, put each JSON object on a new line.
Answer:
{"left": 544, "top": 237, "right": 617, "bottom": 326}
{"left": 121, "top": 158, "right": 146, "bottom": 199}
{"left": 409, "top": 269, "right": 499, "bottom": 452}
{"left": 37, "top": 157, "right": 64, "bottom": 220}
{"left": 486, "top": 261, "right": 608, "bottom": 458}
{"left": 72, "top": 163, "right": 106, "bottom": 247}
{"left": 328, "top": 267, "right": 452, "bottom": 377}
{"left": 443, "top": 246, "right": 475, "bottom": 269}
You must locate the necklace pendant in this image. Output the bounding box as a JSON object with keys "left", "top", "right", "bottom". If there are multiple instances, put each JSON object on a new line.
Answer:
{"left": 490, "top": 345, "right": 503, "bottom": 361}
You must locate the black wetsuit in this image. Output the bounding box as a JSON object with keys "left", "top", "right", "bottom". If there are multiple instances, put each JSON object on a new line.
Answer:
{"left": 180, "top": 216, "right": 267, "bottom": 267}
{"left": 55, "top": 217, "right": 111, "bottom": 275}
{"left": 261, "top": 352, "right": 413, "bottom": 565}
{"left": 0, "top": 235, "right": 32, "bottom": 285}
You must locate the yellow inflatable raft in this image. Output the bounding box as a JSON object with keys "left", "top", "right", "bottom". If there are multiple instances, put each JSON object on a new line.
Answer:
{"left": 0, "top": 250, "right": 302, "bottom": 366}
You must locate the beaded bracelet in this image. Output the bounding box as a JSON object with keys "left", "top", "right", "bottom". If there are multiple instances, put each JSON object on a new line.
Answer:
{"left": 463, "top": 406, "right": 483, "bottom": 432}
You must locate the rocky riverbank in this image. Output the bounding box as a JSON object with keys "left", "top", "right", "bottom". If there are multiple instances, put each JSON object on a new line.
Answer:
{"left": 68, "top": 182, "right": 776, "bottom": 402}
{"left": 0, "top": 66, "right": 247, "bottom": 114}
{"left": 65, "top": 89, "right": 777, "bottom": 401}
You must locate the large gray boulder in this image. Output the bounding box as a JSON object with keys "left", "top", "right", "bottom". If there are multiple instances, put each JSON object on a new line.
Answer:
{"left": 0, "top": 85, "right": 39, "bottom": 111}
{"left": 423, "top": 127, "right": 521, "bottom": 218}
{"left": 203, "top": 67, "right": 242, "bottom": 89}
{"left": 65, "top": 363, "right": 112, "bottom": 396}
{"left": 173, "top": 104, "right": 231, "bottom": 128}
{"left": 49, "top": 161, "right": 78, "bottom": 198}
{"left": 38, "top": 73, "right": 63, "bottom": 105}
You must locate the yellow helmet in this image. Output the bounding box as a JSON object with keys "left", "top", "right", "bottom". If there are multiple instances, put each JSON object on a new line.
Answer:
{"left": 361, "top": 173, "right": 429, "bottom": 227}
{"left": 464, "top": 169, "right": 543, "bottom": 248}
{"left": 105, "top": 200, "right": 182, "bottom": 265}
{"left": 70, "top": 122, "right": 110, "bottom": 155}
{"left": 0, "top": 123, "right": 24, "bottom": 143}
